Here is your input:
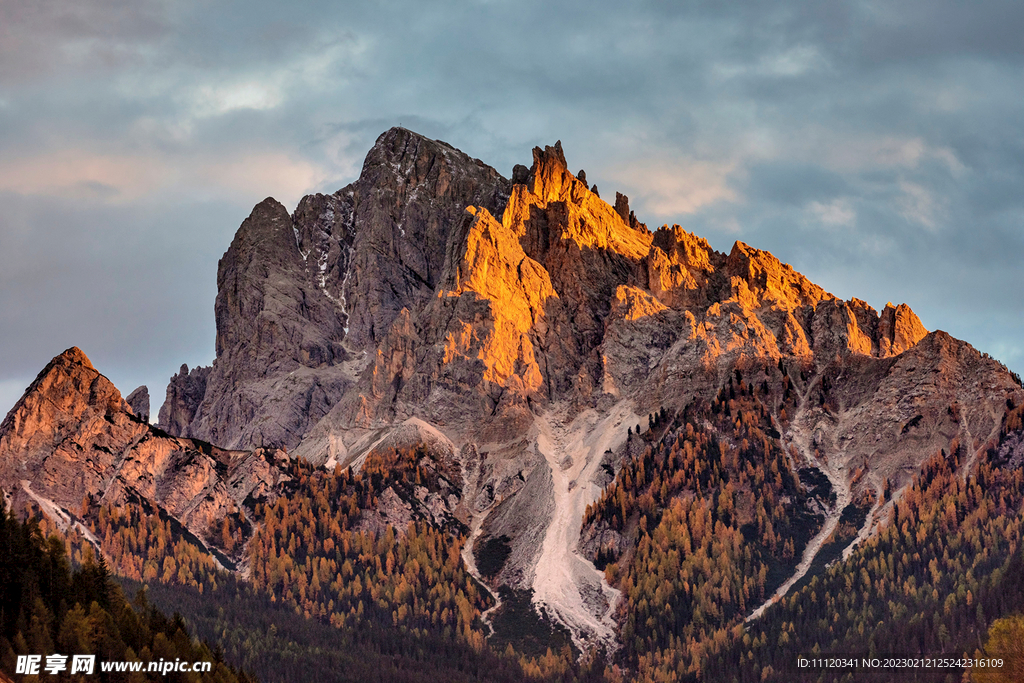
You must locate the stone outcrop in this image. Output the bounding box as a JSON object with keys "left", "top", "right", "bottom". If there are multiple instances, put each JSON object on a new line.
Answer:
{"left": 126, "top": 385, "right": 150, "bottom": 422}
{"left": 177, "top": 196, "right": 356, "bottom": 450}
{"left": 162, "top": 128, "right": 512, "bottom": 451}
{"left": 157, "top": 364, "right": 210, "bottom": 435}
{"left": 339, "top": 129, "right": 511, "bottom": 350}
{"left": 879, "top": 301, "right": 928, "bottom": 356}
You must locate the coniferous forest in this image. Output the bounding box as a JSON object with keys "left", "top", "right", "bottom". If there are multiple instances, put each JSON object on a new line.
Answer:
{"left": 4, "top": 389, "right": 1024, "bottom": 683}
{"left": 0, "top": 500, "right": 255, "bottom": 682}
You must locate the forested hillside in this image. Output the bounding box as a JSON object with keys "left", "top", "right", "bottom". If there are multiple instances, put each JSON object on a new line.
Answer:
{"left": 6, "top": 369, "right": 1024, "bottom": 683}
{"left": 581, "top": 369, "right": 831, "bottom": 679}
{"left": 579, "top": 389, "right": 1024, "bottom": 682}
{"left": 703, "top": 398, "right": 1024, "bottom": 682}
{"left": 0, "top": 500, "right": 254, "bottom": 682}
{"left": 26, "top": 447, "right": 608, "bottom": 682}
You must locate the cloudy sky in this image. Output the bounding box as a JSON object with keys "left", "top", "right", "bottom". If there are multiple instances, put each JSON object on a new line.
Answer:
{"left": 2, "top": 0, "right": 1022, "bottom": 417}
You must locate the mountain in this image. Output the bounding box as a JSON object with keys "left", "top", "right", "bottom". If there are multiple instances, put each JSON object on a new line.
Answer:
{"left": 0, "top": 347, "right": 290, "bottom": 569}
{"left": 0, "top": 348, "right": 540, "bottom": 683}
{"left": 159, "top": 130, "right": 510, "bottom": 451}
{"left": 125, "top": 385, "right": 150, "bottom": 422}
{"left": 3, "top": 128, "right": 1024, "bottom": 682}
{"left": 160, "top": 127, "right": 1020, "bottom": 646}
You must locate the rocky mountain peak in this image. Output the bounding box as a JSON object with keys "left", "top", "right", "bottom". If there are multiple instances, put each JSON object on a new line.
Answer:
{"left": 158, "top": 131, "right": 960, "bottom": 463}
{"left": 0, "top": 347, "right": 136, "bottom": 509}
{"left": 206, "top": 193, "right": 349, "bottom": 403}
{"left": 7, "top": 346, "right": 120, "bottom": 419}
{"left": 125, "top": 385, "right": 150, "bottom": 422}
{"left": 182, "top": 188, "right": 353, "bottom": 449}
{"left": 157, "top": 363, "right": 210, "bottom": 435}
{"left": 362, "top": 127, "right": 458, "bottom": 175}
{"left": 161, "top": 127, "right": 512, "bottom": 451}
{"left": 1, "top": 347, "right": 290, "bottom": 560}
{"left": 6, "top": 129, "right": 1023, "bottom": 659}
{"left": 879, "top": 301, "right": 928, "bottom": 356}
{"left": 340, "top": 126, "right": 511, "bottom": 349}
{"left": 1, "top": 346, "right": 128, "bottom": 454}
{"left": 646, "top": 225, "right": 725, "bottom": 309}
{"left": 54, "top": 345, "right": 91, "bottom": 367}
{"left": 506, "top": 142, "right": 652, "bottom": 264}
{"left": 526, "top": 141, "right": 570, "bottom": 200}
{"left": 233, "top": 197, "right": 292, "bottom": 245}
{"left": 725, "top": 239, "right": 832, "bottom": 311}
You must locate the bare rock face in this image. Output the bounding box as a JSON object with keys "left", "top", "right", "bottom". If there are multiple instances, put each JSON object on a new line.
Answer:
{"left": 126, "top": 385, "right": 150, "bottom": 422}
{"left": 510, "top": 143, "right": 652, "bottom": 402}
{"left": 0, "top": 348, "right": 289, "bottom": 559}
{"left": 180, "top": 196, "right": 356, "bottom": 450}
{"left": 879, "top": 301, "right": 928, "bottom": 356}
{"left": 340, "top": 128, "right": 512, "bottom": 350}
{"left": 212, "top": 197, "right": 350, "bottom": 374}
{"left": 646, "top": 226, "right": 725, "bottom": 311}
{"left": 157, "top": 363, "right": 210, "bottom": 435}
{"left": 295, "top": 139, "right": 658, "bottom": 458}
{"left": 1, "top": 348, "right": 132, "bottom": 483}
{"left": 791, "top": 330, "right": 1021, "bottom": 499}
{"left": 170, "top": 128, "right": 511, "bottom": 451}
{"left": 601, "top": 285, "right": 687, "bottom": 396}
{"left": 725, "top": 240, "right": 831, "bottom": 311}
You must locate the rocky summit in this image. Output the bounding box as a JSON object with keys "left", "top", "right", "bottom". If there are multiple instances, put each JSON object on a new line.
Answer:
{"left": 156, "top": 127, "right": 1021, "bottom": 648}
{"left": 4, "top": 128, "right": 1023, "bottom": 654}
{"left": 0, "top": 347, "right": 291, "bottom": 568}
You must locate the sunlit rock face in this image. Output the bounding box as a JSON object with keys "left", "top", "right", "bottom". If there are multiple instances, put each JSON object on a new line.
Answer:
{"left": 160, "top": 128, "right": 512, "bottom": 451}
{"left": 0, "top": 348, "right": 289, "bottom": 559}
{"left": 131, "top": 128, "right": 1019, "bottom": 645}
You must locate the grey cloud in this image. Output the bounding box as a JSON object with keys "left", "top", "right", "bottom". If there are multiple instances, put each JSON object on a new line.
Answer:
{"left": 854, "top": 1, "right": 1024, "bottom": 64}
{"left": 0, "top": 0, "right": 174, "bottom": 82}
{"left": 0, "top": 191, "right": 244, "bottom": 400}
{"left": 745, "top": 162, "right": 850, "bottom": 206}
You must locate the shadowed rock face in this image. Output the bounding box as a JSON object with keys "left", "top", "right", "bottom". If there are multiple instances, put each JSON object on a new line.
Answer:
{"left": 161, "top": 128, "right": 512, "bottom": 451}
{"left": 126, "top": 385, "right": 150, "bottom": 422}
{"left": 341, "top": 128, "right": 513, "bottom": 350}
{"left": 179, "top": 196, "right": 355, "bottom": 450}
{"left": 158, "top": 364, "right": 210, "bottom": 435}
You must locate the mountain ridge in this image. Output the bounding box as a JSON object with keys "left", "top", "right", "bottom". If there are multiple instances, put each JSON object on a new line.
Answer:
{"left": 0, "top": 346, "right": 291, "bottom": 571}
{"left": 158, "top": 127, "right": 1022, "bottom": 648}
{"left": 3, "top": 128, "right": 1022, "bottom": 661}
